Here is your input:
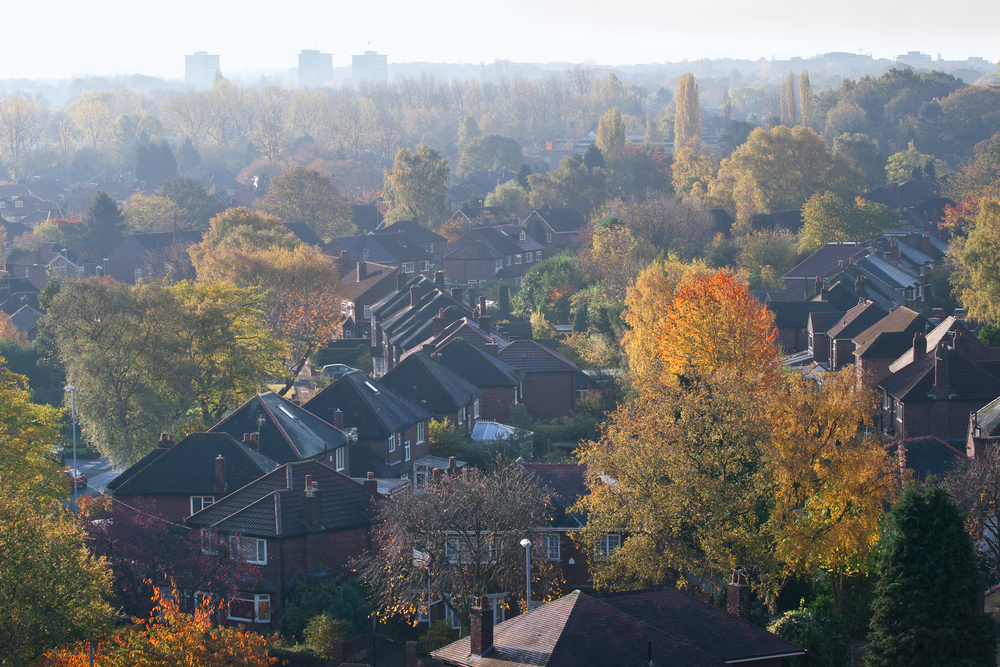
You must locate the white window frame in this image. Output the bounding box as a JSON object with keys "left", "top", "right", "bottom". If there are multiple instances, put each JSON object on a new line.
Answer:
{"left": 546, "top": 233, "right": 552, "bottom": 243}
{"left": 536, "top": 251, "right": 542, "bottom": 261}
{"left": 227, "top": 592, "right": 271, "bottom": 623}
{"left": 519, "top": 231, "right": 526, "bottom": 241}
{"left": 542, "top": 533, "right": 561, "bottom": 561}
{"left": 526, "top": 253, "right": 532, "bottom": 263}
{"left": 469, "top": 279, "right": 478, "bottom": 287}
{"left": 389, "top": 432, "right": 396, "bottom": 453}
{"left": 445, "top": 601, "right": 462, "bottom": 629}
{"left": 134, "top": 268, "right": 143, "bottom": 282}
{"left": 229, "top": 536, "right": 267, "bottom": 564}
{"left": 495, "top": 259, "right": 503, "bottom": 271}
{"left": 417, "top": 421, "right": 426, "bottom": 444}
{"left": 458, "top": 406, "right": 465, "bottom": 425}
{"left": 190, "top": 496, "right": 215, "bottom": 515}
{"left": 599, "top": 533, "right": 621, "bottom": 559}
{"left": 403, "top": 262, "right": 415, "bottom": 273}
{"left": 0, "top": 201, "right": 5, "bottom": 208}
{"left": 335, "top": 446, "right": 345, "bottom": 471}
{"left": 404, "top": 439, "right": 411, "bottom": 462}
{"left": 473, "top": 399, "right": 480, "bottom": 419}
{"left": 506, "top": 256, "right": 511, "bottom": 266}
{"left": 420, "top": 261, "right": 430, "bottom": 272}
{"left": 515, "top": 254, "right": 522, "bottom": 264}
{"left": 200, "top": 530, "right": 218, "bottom": 555}
{"left": 363, "top": 305, "right": 371, "bottom": 320}
{"left": 14, "top": 200, "right": 23, "bottom": 208}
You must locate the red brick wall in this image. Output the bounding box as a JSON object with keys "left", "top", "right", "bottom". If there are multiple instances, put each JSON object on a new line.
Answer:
{"left": 521, "top": 372, "right": 575, "bottom": 420}
{"left": 114, "top": 494, "right": 198, "bottom": 523}
{"left": 480, "top": 386, "right": 516, "bottom": 422}
{"left": 777, "top": 326, "right": 808, "bottom": 354}
{"left": 857, "top": 357, "right": 894, "bottom": 391}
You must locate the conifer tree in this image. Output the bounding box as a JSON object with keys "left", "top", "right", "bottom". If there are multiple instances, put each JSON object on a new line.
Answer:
{"left": 865, "top": 481, "right": 996, "bottom": 667}
{"left": 674, "top": 74, "right": 701, "bottom": 148}
{"left": 799, "top": 71, "right": 813, "bottom": 127}
{"left": 596, "top": 108, "right": 627, "bottom": 160}
{"left": 643, "top": 114, "right": 662, "bottom": 146}
{"left": 781, "top": 72, "right": 798, "bottom": 126}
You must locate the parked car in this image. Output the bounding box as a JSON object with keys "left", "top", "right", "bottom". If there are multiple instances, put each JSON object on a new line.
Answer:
{"left": 953, "top": 308, "right": 968, "bottom": 322}
{"left": 64, "top": 468, "right": 87, "bottom": 490}
{"left": 930, "top": 307, "right": 946, "bottom": 319}
{"left": 321, "top": 364, "right": 356, "bottom": 379}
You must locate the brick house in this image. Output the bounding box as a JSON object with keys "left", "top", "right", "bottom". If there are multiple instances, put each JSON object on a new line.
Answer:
{"left": 767, "top": 300, "right": 839, "bottom": 354}
{"left": 105, "top": 231, "right": 204, "bottom": 284}
{"left": 325, "top": 232, "right": 434, "bottom": 280}
{"left": 107, "top": 432, "right": 280, "bottom": 522}
{"left": 521, "top": 463, "right": 591, "bottom": 594}
{"left": 824, "top": 301, "right": 888, "bottom": 371}
{"left": 431, "top": 336, "right": 525, "bottom": 423}
{"left": 878, "top": 318, "right": 1000, "bottom": 443}
{"left": 9, "top": 242, "right": 96, "bottom": 289}
{"left": 852, "top": 307, "right": 931, "bottom": 390}
{"left": 208, "top": 391, "right": 347, "bottom": 466}
{"left": 186, "top": 459, "right": 377, "bottom": 628}
{"left": 372, "top": 219, "right": 448, "bottom": 263}
{"left": 303, "top": 371, "right": 432, "bottom": 480}
{"left": 498, "top": 340, "right": 578, "bottom": 420}
{"left": 442, "top": 226, "right": 543, "bottom": 288}
{"left": 380, "top": 351, "right": 484, "bottom": 431}
{"left": 782, "top": 242, "right": 867, "bottom": 300}
{"left": 523, "top": 208, "right": 587, "bottom": 250}
{"left": 430, "top": 585, "right": 802, "bottom": 667}
{"left": 333, "top": 256, "right": 397, "bottom": 340}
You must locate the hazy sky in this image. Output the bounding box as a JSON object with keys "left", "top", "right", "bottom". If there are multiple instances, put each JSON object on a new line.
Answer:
{"left": 7, "top": 0, "right": 999, "bottom": 80}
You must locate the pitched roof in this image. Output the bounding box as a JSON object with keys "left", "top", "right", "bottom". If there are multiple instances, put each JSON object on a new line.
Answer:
{"left": 853, "top": 307, "right": 928, "bottom": 351}
{"left": 284, "top": 222, "right": 323, "bottom": 246}
{"left": 303, "top": 371, "right": 431, "bottom": 435}
{"left": 186, "top": 459, "right": 373, "bottom": 537}
{"left": 887, "top": 436, "right": 968, "bottom": 480}
{"left": 351, "top": 204, "right": 384, "bottom": 234}
{"left": 826, "top": 301, "right": 888, "bottom": 340}
{"left": 881, "top": 348, "right": 1000, "bottom": 402}
{"left": 433, "top": 590, "right": 727, "bottom": 667}
{"left": 808, "top": 311, "right": 845, "bottom": 335}
{"left": 973, "top": 395, "right": 1000, "bottom": 438}
{"left": 528, "top": 208, "right": 586, "bottom": 234}
{"left": 335, "top": 261, "right": 397, "bottom": 302}
{"left": 434, "top": 336, "right": 524, "bottom": 387}
{"left": 498, "top": 340, "right": 577, "bottom": 373}
{"left": 522, "top": 462, "right": 587, "bottom": 528}
{"left": 209, "top": 392, "right": 345, "bottom": 464}
{"left": 857, "top": 331, "right": 921, "bottom": 360}
{"left": 380, "top": 352, "right": 483, "bottom": 414}
{"left": 10, "top": 304, "right": 42, "bottom": 333}
{"left": 372, "top": 219, "right": 446, "bottom": 245}
{"left": 127, "top": 230, "right": 204, "bottom": 252}
{"left": 768, "top": 300, "right": 839, "bottom": 328}
{"left": 784, "top": 243, "right": 865, "bottom": 280}
{"left": 108, "top": 432, "right": 279, "bottom": 496}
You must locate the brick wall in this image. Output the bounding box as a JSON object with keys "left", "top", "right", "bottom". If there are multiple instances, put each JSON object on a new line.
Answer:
{"left": 114, "top": 493, "right": 197, "bottom": 523}
{"left": 479, "top": 386, "right": 516, "bottom": 422}
{"left": 521, "top": 372, "right": 575, "bottom": 420}
{"left": 776, "top": 326, "right": 808, "bottom": 354}
{"left": 857, "top": 357, "right": 894, "bottom": 391}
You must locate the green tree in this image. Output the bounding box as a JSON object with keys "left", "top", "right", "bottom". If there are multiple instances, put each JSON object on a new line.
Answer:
{"left": 0, "top": 494, "right": 113, "bottom": 667}
{"left": 885, "top": 142, "right": 948, "bottom": 185}
{"left": 160, "top": 176, "right": 226, "bottom": 230}
{"left": 674, "top": 73, "right": 701, "bottom": 148}
{"left": 517, "top": 254, "right": 588, "bottom": 320}
{"left": 951, "top": 200, "right": 1000, "bottom": 324}
{"left": 596, "top": 108, "right": 627, "bottom": 161}
{"left": 781, "top": 72, "right": 798, "bottom": 126}
{"left": 74, "top": 191, "right": 126, "bottom": 262}
{"left": 189, "top": 207, "right": 299, "bottom": 264}
{"left": 383, "top": 145, "right": 451, "bottom": 227}
{"left": 799, "top": 71, "right": 814, "bottom": 128}
{"left": 865, "top": 481, "right": 996, "bottom": 667}
{"left": 643, "top": 113, "right": 662, "bottom": 145}
{"left": 833, "top": 133, "right": 885, "bottom": 190}
{"left": 799, "top": 193, "right": 896, "bottom": 253}
{"left": 123, "top": 193, "right": 184, "bottom": 233}
{"left": 456, "top": 133, "right": 524, "bottom": 178}
{"left": 261, "top": 165, "right": 353, "bottom": 242}
{"left": 737, "top": 228, "right": 801, "bottom": 290}
{"left": 527, "top": 157, "right": 609, "bottom": 218}
{"left": 179, "top": 136, "right": 201, "bottom": 170}
{"left": 483, "top": 180, "right": 528, "bottom": 216}
{"left": 134, "top": 139, "right": 178, "bottom": 186}
{"left": 672, "top": 144, "right": 718, "bottom": 197}
{"left": 456, "top": 116, "right": 482, "bottom": 153}
{"left": 428, "top": 418, "right": 470, "bottom": 458}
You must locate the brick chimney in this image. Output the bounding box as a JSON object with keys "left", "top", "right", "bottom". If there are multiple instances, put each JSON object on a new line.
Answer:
{"left": 468, "top": 285, "right": 477, "bottom": 310}
{"left": 470, "top": 595, "right": 494, "bottom": 657}
{"left": 485, "top": 341, "right": 499, "bottom": 356}
{"left": 814, "top": 276, "right": 823, "bottom": 297}
{"left": 451, "top": 287, "right": 463, "bottom": 302}
{"left": 922, "top": 233, "right": 931, "bottom": 255}
{"left": 302, "top": 475, "right": 322, "bottom": 531}
{"left": 357, "top": 261, "right": 367, "bottom": 281}
{"left": 448, "top": 456, "right": 458, "bottom": 474}
{"left": 933, "top": 347, "right": 952, "bottom": 400}
{"left": 363, "top": 471, "right": 378, "bottom": 497}
{"left": 333, "top": 408, "right": 344, "bottom": 430}
{"left": 913, "top": 332, "right": 927, "bottom": 357}
{"left": 479, "top": 296, "right": 487, "bottom": 313}
{"left": 435, "top": 271, "right": 445, "bottom": 290}
{"left": 727, "top": 570, "right": 751, "bottom": 621}
{"left": 397, "top": 272, "right": 408, "bottom": 291}
{"left": 158, "top": 432, "right": 174, "bottom": 449}
{"left": 248, "top": 432, "right": 258, "bottom": 450}
{"left": 433, "top": 308, "right": 446, "bottom": 335}
{"left": 214, "top": 455, "right": 226, "bottom": 495}
{"left": 410, "top": 284, "right": 422, "bottom": 307}
{"left": 479, "top": 315, "right": 491, "bottom": 333}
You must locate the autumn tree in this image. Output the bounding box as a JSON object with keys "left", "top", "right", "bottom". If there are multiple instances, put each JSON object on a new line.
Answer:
{"left": 780, "top": 72, "right": 798, "bottom": 126}
{"left": 833, "top": 133, "right": 885, "bottom": 190}
{"left": 736, "top": 228, "right": 801, "bottom": 291}
{"left": 483, "top": 180, "right": 529, "bottom": 216}
{"left": 1, "top": 495, "right": 113, "bottom": 667}
{"left": 260, "top": 165, "right": 353, "bottom": 241}
{"left": 359, "top": 464, "right": 553, "bottom": 635}
{"left": 671, "top": 144, "right": 718, "bottom": 197}
{"left": 885, "top": 141, "right": 948, "bottom": 185}
{"left": 949, "top": 440, "right": 1000, "bottom": 584}
{"left": 595, "top": 108, "right": 627, "bottom": 161}
{"left": 124, "top": 193, "right": 184, "bottom": 233}
{"left": 950, "top": 199, "right": 1000, "bottom": 324}
{"left": 160, "top": 176, "right": 226, "bottom": 230}
{"left": 0, "top": 94, "right": 46, "bottom": 180}
{"left": 456, "top": 133, "right": 524, "bottom": 178}
{"left": 0, "top": 358, "right": 65, "bottom": 502}
{"left": 799, "top": 71, "right": 813, "bottom": 127}
{"left": 517, "top": 254, "right": 588, "bottom": 321}
{"left": 579, "top": 223, "right": 657, "bottom": 301}
{"left": 865, "top": 481, "right": 996, "bottom": 667}
{"left": 188, "top": 207, "right": 299, "bottom": 264}
{"left": 527, "top": 156, "right": 609, "bottom": 218}
{"left": 674, "top": 73, "right": 701, "bottom": 148}
{"left": 799, "top": 192, "right": 899, "bottom": 253}
{"left": 42, "top": 586, "right": 272, "bottom": 667}
{"left": 383, "top": 145, "right": 450, "bottom": 226}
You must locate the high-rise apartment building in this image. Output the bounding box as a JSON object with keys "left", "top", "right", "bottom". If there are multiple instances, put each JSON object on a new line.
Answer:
{"left": 352, "top": 51, "right": 388, "bottom": 83}
{"left": 298, "top": 49, "right": 334, "bottom": 88}
{"left": 185, "top": 51, "right": 221, "bottom": 88}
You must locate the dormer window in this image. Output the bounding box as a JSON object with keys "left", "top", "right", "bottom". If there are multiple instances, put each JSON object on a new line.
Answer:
{"left": 14, "top": 200, "right": 23, "bottom": 208}
{"left": 519, "top": 231, "right": 526, "bottom": 241}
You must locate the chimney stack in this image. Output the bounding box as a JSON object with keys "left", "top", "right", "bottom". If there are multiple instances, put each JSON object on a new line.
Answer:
{"left": 922, "top": 233, "right": 931, "bottom": 255}
{"left": 340, "top": 249, "right": 349, "bottom": 262}
{"left": 410, "top": 284, "right": 422, "bottom": 307}
{"left": 451, "top": 287, "right": 463, "bottom": 302}
{"left": 363, "top": 471, "right": 378, "bottom": 497}
{"left": 479, "top": 296, "right": 487, "bottom": 313}
{"left": 479, "top": 315, "right": 491, "bottom": 333}
{"left": 357, "top": 260, "right": 367, "bottom": 281}
{"left": 435, "top": 271, "right": 445, "bottom": 290}
{"left": 913, "top": 332, "right": 927, "bottom": 357}
{"left": 214, "top": 455, "right": 227, "bottom": 495}
{"left": 727, "top": 570, "right": 752, "bottom": 621}
{"left": 158, "top": 432, "right": 174, "bottom": 449}
{"left": 333, "top": 408, "right": 344, "bottom": 430}
{"left": 248, "top": 432, "right": 258, "bottom": 450}
{"left": 485, "top": 341, "right": 499, "bottom": 357}
{"left": 448, "top": 456, "right": 458, "bottom": 474}
{"left": 470, "top": 595, "right": 494, "bottom": 657}
{"left": 302, "top": 476, "right": 322, "bottom": 531}
{"left": 397, "top": 272, "right": 408, "bottom": 291}
{"left": 469, "top": 286, "right": 477, "bottom": 310}
{"left": 934, "top": 347, "right": 951, "bottom": 400}
{"left": 433, "top": 308, "right": 446, "bottom": 335}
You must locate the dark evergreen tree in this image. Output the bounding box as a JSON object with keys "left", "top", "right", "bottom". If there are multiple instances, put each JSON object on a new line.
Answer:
{"left": 179, "top": 137, "right": 202, "bottom": 171}
{"left": 38, "top": 274, "right": 60, "bottom": 310}
{"left": 865, "top": 481, "right": 996, "bottom": 667}
{"left": 497, "top": 282, "right": 512, "bottom": 321}
{"left": 79, "top": 191, "right": 125, "bottom": 261}
{"left": 517, "top": 163, "right": 532, "bottom": 190}
{"left": 583, "top": 144, "right": 606, "bottom": 171}
{"left": 135, "top": 140, "right": 178, "bottom": 185}
{"left": 160, "top": 177, "right": 226, "bottom": 230}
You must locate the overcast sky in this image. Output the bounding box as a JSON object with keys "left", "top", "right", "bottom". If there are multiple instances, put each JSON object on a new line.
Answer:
{"left": 7, "top": 0, "right": 999, "bottom": 80}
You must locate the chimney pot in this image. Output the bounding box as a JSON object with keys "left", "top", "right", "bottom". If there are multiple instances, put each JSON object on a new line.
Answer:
{"left": 470, "top": 595, "right": 494, "bottom": 657}
{"left": 367, "top": 471, "right": 375, "bottom": 480}
{"left": 243, "top": 432, "right": 251, "bottom": 442}
{"left": 727, "top": 569, "right": 751, "bottom": 621}
{"left": 214, "top": 455, "right": 226, "bottom": 496}
{"left": 158, "top": 433, "right": 174, "bottom": 449}
{"left": 435, "top": 271, "right": 445, "bottom": 290}
{"left": 448, "top": 456, "right": 457, "bottom": 471}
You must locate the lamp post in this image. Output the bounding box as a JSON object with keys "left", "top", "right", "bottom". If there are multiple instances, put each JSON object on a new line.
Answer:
{"left": 65, "top": 385, "right": 77, "bottom": 503}
{"left": 520, "top": 538, "right": 532, "bottom": 613}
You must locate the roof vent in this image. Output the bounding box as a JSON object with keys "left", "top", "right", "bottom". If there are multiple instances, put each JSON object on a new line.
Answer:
{"left": 364, "top": 381, "right": 380, "bottom": 394}
{"left": 277, "top": 404, "right": 298, "bottom": 421}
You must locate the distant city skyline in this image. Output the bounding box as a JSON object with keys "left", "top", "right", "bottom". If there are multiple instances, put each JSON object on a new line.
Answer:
{"left": 4, "top": 0, "right": 997, "bottom": 80}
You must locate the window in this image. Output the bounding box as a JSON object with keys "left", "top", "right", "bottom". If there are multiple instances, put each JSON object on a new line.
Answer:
{"left": 535, "top": 251, "right": 542, "bottom": 262}
{"left": 469, "top": 280, "right": 478, "bottom": 287}
{"left": 896, "top": 399, "right": 903, "bottom": 423}
{"left": 134, "top": 268, "right": 143, "bottom": 282}
{"left": 473, "top": 399, "right": 480, "bottom": 419}
{"left": 458, "top": 406, "right": 465, "bottom": 425}
{"left": 428, "top": 243, "right": 434, "bottom": 254}
{"left": 344, "top": 330, "right": 353, "bottom": 338}
{"left": 363, "top": 305, "right": 371, "bottom": 320}
{"left": 229, "top": 536, "right": 267, "bottom": 564}
{"left": 0, "top": 201, "right": 5, "bottom": 208}
{"left": 190, "top": 496, "right": 215, "bottom": 515}
{"left": 403, "top": 262, "right": 415, "bottom": 273}
{"left": 599, "top": 534, "right": 621, "bottom": 559}
{"left": 882, "top": 392, "right": 890, "bottom": 410}
{"left": 389, "top": 432, "right": 396, "bottom": 453}
{"left": 445, "top": 602, "right": 462, "bottom": 630}
{"left": 546, "top": 233, "right": 552, "bottom": 243}
{"left": 526, "top": 253, "right": 532, "bottom": 263}
{"left": 417, "top": 421, "right": 426, "bottom": 444}
{"left": 420, "top": 261, "right": 430, "bottom": 272}
{"left": 519, "top": 230, "right": 526, "bottom": 241}
{"left": 506, "top": 256, "right": 511, "bottom": 266}
{"left": 404, "top": 439, "right": 411, "bottom": 462}
{"left": 515, "top": 254, "right": 522, "bottom": 264}
{"left": 14, "top": 200, "right": 23, "bottom": 208}
{"left": 200, "top": 530, "right": 218, "bottom": 555}
{"left": 541, "top": 533, "right": 561, "bottom": 561}
{"left": 446, "top": 536, "right": 497, "bottom": 564}
{"left": 496, "top": 259, "right": 504, "bottom": 271}
{"left": 334, "top": 446, "right": 345, "bottom": 471}
{"left": 228, "top": 593, "right": 271, "bottom": 623}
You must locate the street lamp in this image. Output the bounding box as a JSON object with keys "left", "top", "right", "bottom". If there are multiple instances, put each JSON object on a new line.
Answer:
{"left": 520, "top": 538, "right": 532, "bottom": 613}
{"left": 64, "top": 385, "right": 77, "bottom": 502}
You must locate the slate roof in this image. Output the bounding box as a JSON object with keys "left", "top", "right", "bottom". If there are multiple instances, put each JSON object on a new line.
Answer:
{"left": 336, "top": 261, "right": 397, "bottom": 302}
{"left": 973, "top": 395, "right": 1000, "bottom": 438}
{"left": 284, "top": 222, "right": 323, "bottom": 246}
{"left": 498, "top": 340, "right": 578, "bottom": 374}
{"left": 303, "top": 371, "right": 431, "bottom": 436}
{"left": 889, "top": 317, "right": 965, "bottom": 372}
{"left": 808, "top": 311, "right": 846, "bottom": 335}
{"left": 209, "top": 392, "right": 345, "bottom": 464}
{"left": 1, "top": 292, "right": 40, "bottom": 316}
{"left": 128, "top": 230, "right": 204, "bottom": 252}
{"left": 887, "top": 436, "right": 967, "bottom": 480}
{"left": 784, "top": 243, "right": 864, "bottom": 280}
{"left": 434, "top": 336, "right": 524, "bottom": 387}
{"left": 372, "top": 219, "right": 447, "bottom": 246}
{"left": 853, "top": 307, "right": 928, "bottom": 354}
{"left": 326, "top": 236, "right": 398, "bottom": 265}
{"left": 10, "top": 304, "right": 42, "bottom": 333}
{"left": 351, "top": 204, "right": 384, "bottom": 234}
{"left": 408, "top": 317, "right": 507, "bottom": 359}
{"left": 433, "top": 588, "right": 802, "bottom": 667}
{"left": 529, "top": 208, "right": 586, "bottom": 234}
{"left": 881, "top": 348, "right": 1000, "bottom": 403}
{"left": 770, "top": 209, "right": 803, "bottom": 231}
{"left": 380, "top": 352, "right": 483, "bottom": 415}
{"left": 108, "top": 432, "right": 279, "bottom": 496}
{"left": 826, "top": 301, "right": 888, "bottom": 340}
{"left": 857, "top": 331, "right": 922, "bottom": 359}
{"left": 186, "top": 459, "right": 374, "bottom": 538}
{"left": 444, "top": 226, "right": 540, "bottom": 262}
{"left": 768, "top": 300, "right": 839, "bottom": 328}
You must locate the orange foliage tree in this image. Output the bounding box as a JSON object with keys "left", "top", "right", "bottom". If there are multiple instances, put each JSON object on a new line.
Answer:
{"left": 275, "top": 287, "right": 341, "bottom": 396}
{"left": 0, "top": 310, "right": 28, "bottom": 343}
{"left": 42, "top": 585, "right": 274, "bottom": 667}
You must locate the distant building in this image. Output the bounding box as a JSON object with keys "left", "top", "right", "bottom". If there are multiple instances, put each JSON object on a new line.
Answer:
{"left": 895, "top": 51, "right": 933, "bottom": 68}
{"left": 298, "top": 49, "right": 333, "bottom": 88}
{"left": 185, "top": 51, "right": 220, "bottom": 88}
{"left": 352, "top": 50, "right": 387, "bottom": 83}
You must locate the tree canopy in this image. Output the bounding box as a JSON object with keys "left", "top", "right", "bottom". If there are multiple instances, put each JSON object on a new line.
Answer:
{"left": 455, "top": 133, "right": 524, "bottom": 178}
{"left": 383, "top": 145, "right": 451, "bottom": 226}
{"left": 260, "top": 165, "right": 353, "bottom": 241}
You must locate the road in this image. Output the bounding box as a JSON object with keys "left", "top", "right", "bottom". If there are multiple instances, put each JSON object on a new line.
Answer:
{"left": 65, "top": 456, "right": 119, "bottom": 508}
